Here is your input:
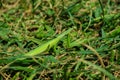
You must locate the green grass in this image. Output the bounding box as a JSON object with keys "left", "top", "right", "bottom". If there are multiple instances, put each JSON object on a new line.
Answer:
{"left": 0, "top": 0, "right": 120, "bottom": 80}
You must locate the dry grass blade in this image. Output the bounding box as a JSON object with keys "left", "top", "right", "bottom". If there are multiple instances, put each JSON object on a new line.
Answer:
{"left": 82, "top": 43, "right": 105, "bottom": 67}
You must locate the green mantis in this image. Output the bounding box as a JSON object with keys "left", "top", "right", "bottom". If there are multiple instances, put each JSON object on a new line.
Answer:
{"left": 24, "top": 28, "right": 73, "bottom": 57}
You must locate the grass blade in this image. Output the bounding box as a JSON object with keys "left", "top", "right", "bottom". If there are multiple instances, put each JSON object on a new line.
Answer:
{"left": 79, "top": 59, "right": 116, "bottom": 80}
